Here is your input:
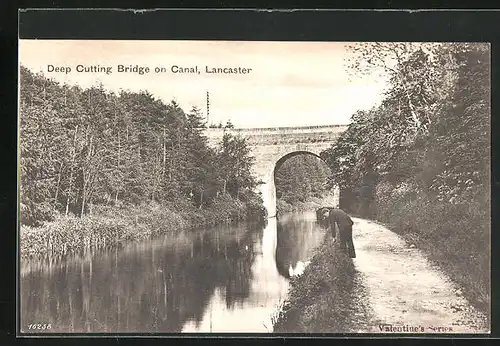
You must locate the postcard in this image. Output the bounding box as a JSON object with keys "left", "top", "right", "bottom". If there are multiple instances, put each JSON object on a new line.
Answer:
{"left": 17, "top": 10, "right": 491, "bottom": 336}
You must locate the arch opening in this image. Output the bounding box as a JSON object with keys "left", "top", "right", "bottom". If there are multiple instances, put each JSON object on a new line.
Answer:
{"left": 260, "top": 150, "right": 339, "bottom": 218}
{"left": 273, "top": 151, "right": 324, "bottom": 178}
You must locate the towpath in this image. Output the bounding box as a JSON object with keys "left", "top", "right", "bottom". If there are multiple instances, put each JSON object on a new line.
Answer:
{"left": 348, "top": 217, "right": 489, "bottom": 334}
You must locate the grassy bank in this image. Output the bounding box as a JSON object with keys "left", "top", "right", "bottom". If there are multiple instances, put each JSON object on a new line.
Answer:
{"left": 374, "top": 182, "right": 490, "bottom": 318}
{"left": 20, "top": 194, "right": 266, "bottom": 261}
{"left": 276, "top": 195, "right": 337, "bottom": 215}
{"left": 273, "top": 237, "right": 373, "bottom": 333}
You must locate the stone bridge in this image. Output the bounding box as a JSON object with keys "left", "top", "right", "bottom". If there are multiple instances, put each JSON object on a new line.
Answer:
{"left": 204, "top": 125, "right": 348, "bottom": 218}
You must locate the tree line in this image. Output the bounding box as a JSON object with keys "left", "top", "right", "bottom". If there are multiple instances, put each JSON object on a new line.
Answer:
{"left": 320, "top": 42, "right": 490, "bottom": 312}
{"left": 208, "top": 120, "right": 234, "bottom": 128}
{"left": 19, "top": 66, "right": 261, "bottom": 227}
{"left": 322, "top": 42, "right": 489, "bottom": 219}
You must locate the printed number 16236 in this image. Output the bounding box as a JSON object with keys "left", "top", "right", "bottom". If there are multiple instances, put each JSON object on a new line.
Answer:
{"left": 27, "top": 324, "right": 52, "bottom": 330}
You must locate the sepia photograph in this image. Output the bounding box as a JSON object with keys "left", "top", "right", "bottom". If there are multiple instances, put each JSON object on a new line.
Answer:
{"left": 18, "top": 38, "right": 491, "bottom": 335}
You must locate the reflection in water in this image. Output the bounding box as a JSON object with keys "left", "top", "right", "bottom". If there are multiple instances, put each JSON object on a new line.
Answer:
{"left": 182, "top": 217, "right": 289, "bottom": 332}
{"left": 21, "top": 211, "right": 326, "bottom": 333}
{"left": 275, "top": 212, "right": 327, "bottom": 279}
{"left": 260, "top": 180, "right": 277, "bottom": 218}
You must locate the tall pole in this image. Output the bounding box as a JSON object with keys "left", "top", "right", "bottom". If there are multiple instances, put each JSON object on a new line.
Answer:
{"left": 206, "top": 91, "right": 210, "bottom": 126}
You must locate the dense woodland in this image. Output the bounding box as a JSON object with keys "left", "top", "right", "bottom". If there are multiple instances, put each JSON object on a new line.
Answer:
{"left": 321, "top": 42, "right": 490, "bottom": 312}
{"left": 274, "top": 155, "right": 332, "bottom": 212}
{"left": 19, "top": 66, "right": 264, "bottom": 230}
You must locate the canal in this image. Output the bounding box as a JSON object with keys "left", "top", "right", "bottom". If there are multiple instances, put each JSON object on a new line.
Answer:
{"left": 20, "top": 211, "right": 326, "bottom": 333}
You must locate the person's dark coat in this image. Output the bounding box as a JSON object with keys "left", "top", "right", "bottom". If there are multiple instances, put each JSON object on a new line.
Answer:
{"left": 328, "top": 208, "right": 356, "bottom": 258}
{"left": 328, "top": 208, "right": 354, "bottom": 229}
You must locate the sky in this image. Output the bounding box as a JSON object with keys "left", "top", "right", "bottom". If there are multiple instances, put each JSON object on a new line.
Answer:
{"left": 19, "top": 40, "right": 390, "bottom": 128}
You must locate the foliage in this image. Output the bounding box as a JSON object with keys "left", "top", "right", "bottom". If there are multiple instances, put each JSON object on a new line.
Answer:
{"left": 275, "top": 155, "right": 331, "bottom": 209}
{"left": 19, "top": 66, "right": 263, "bottom": 228}
{"left": 322, "top": 42, "right": 490, "bottom": 313}
{"left": 213, "top": 133, "right": 259, "bottom": 202}
{"left": 273, "top": 238, "right": 366, "bottom": 333}
{"left": 20, "top": 193, "right": 265, "bottom": 261}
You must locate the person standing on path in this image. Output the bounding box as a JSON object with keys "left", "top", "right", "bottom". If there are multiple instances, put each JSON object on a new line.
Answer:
{"left": 328, "top": 207, "right": 356, "bottom": 258}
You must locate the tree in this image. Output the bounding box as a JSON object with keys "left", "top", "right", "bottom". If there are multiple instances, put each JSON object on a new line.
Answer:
{"left": 275, "top": 155, "right": 330, "bottom": 203}
{"left": 19, "top": 65, "right": 265, "bottom": 226}
{"left": 19, "top": 67, "right": 69, "bottom": 224}
{"left": 184, "top": 107, "right": 218, "bottom": 207}
{"left": 345, "top": 42, "right": 454, "bottom": 138}
{"left": 424, "top": 43, "right": 490, "bottom": 202}
{"left": 215, "top": 133, "right": 257, "bottom": 200}
{"left": 324, "top": 42, "right": 490, "bottom": 215}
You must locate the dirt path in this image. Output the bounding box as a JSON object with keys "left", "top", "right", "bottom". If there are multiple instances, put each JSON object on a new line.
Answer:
{"left": 350, "top": 217, "right": 490, "bottom": 334}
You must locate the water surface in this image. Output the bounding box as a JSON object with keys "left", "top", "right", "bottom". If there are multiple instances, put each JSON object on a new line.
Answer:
{"left": 20, "top": 211, "right": 326, "bottom": 333}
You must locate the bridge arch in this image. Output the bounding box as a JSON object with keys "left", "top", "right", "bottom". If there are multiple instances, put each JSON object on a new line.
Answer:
{"left": 260, "top": 149, "right": 339, "bottom": 218}
{"left": 273, "top": 150, "right": 323, "bottom": 176}
{"left": 203, "top": 125, "right": 347, "bottom": 217}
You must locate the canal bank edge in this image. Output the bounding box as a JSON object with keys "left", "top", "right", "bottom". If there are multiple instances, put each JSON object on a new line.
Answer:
{"left": 272, "top": 235, "right": 375, "bottom": 333}
{"left": 20, "top": 194, "right": 266, "bottom": 263}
